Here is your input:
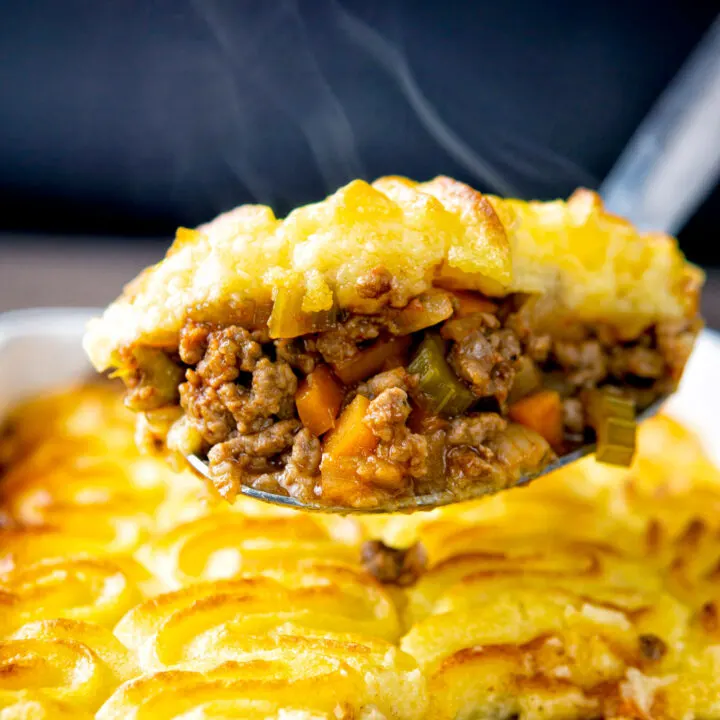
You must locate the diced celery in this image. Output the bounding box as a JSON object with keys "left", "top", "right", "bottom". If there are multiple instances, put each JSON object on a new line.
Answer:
{"left": 408, "top": 334, "right": 476, "bottom": 417}
{"left": 124, "top": 347, "right": 184, "bottom": 411}
{"left": 507, "top": 356, "right": 541, "bottom": 404}
{"left": 588, "top": 389, "right": 637, "bottom": 467}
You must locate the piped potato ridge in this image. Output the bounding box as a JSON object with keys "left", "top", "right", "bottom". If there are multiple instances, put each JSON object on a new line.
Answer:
{"left": 2, "top": 384, "right": 720, "bottom": 716}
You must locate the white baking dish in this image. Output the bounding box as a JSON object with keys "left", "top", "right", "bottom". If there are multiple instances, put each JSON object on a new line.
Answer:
{"left": 1, "top": 307, "right": 719, "bottom": 468}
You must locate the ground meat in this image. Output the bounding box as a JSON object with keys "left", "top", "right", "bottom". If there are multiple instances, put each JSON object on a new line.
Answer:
{"left": 281, "top": 428, "right": 322, "bottom": 499}
{"left": 207, "top": 419, "right": 300, "bottom": 500}
{"left": 274, "top": 338, "right": 318, "bottom": 375}
{"left": 608, "top": 345, "right": 665, "bottom": 380}
{"left": 169, "top": 287, "right": 693, "bottom": 508}
{"left": 446, "top": 445, "right": 498, "bottom": 489}
{"left": 656, "top": 318, "right": 701, "bottom": 380}
{"left": 443, "top": 413, "right": 505, "bottom": 489}
{"left": 357, "top": 367, "right": 412, "bottom": 399}
{"left": 364, "top": 388, "right": 411, "bottom": 441}
{"left": 356, "top": 266, "right": 393, "bottom": 299}
{"left": 233, "top": 358, "right": 297, "bottom": 433}
{"left": 503, "top": 299, "right": 552, "bottom": 362}
{"left": 638, "top": 634, "right": 667, "bottom": 661}
{"left": 211, "top": 418, "right": 300, "bottom": 459}
{"left": 552, "top": 339, "right": 608, "bottom": 387}
{"left": 194, "top": 326, "right": 262, "bottom": 387}
{"left": 442, "top": 314, "right": 521, "bottom": 403}
{"left": 250, "top": 326, "right": 271, "bottom": 344}
{"left": 562, "top": 397, "right": 585, "bottom": 435}
{"left": 180, "top": 375, "right": 234, "bottom": 445}
{"left": 522, "top": 334, "right": 551, "bottom": 363}
{"left": 361, "top": 540, "right": 428, "bottom": 586}
{"left": 315, "top": 315, "right": 385, "bottom": 364}
{"left": 180, "top": 323, "right": 299, "bottom": 490}
{"left": 446, "top": 413, "right": 507, "bottom": 447}
{"left": 178, "top": 322, "right": 211, "bottom": 365}
{"left": 363, "top": 388, "right": 428, "bottom": 481}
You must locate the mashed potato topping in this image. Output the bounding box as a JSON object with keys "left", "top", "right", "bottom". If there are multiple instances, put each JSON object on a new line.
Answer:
{"left": 1, "top": 383, "right": 720, "bottom": 717}
{"left": 84, "top": 177, "right": 700, "bottom": 371}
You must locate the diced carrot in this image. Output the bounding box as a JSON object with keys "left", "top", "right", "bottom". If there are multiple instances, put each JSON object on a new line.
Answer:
{"left": 452, "top": 290, "right": 498, "bottom": 318}
{"left": 389, "top": 290, "right": 454, "bottom": 334}
{"left": 323, "top": 394, "right": 378, "bottom": 458}
{"left": 295, "top": 365, "right": 345, "bottom": 437}
{"left": 332, "top": 336, "right": 411, "bottom": 385}
{"left": 508, "top": 389, "right": 564, "bottom": 451}
{"left": 318, "top": 456, "right": 382, "bottom": 508}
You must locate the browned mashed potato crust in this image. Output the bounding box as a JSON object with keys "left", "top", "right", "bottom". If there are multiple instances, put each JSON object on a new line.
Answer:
{"left": 83, "top": 177, "right": 703, "bottom": 507}
{"left": 2, "top": 384, "right": 720, "bottom": 717}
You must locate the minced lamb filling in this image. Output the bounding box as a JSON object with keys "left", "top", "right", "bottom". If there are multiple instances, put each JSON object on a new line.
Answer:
{"left": 122, "top": 288, "right": 698, "bottom": 508}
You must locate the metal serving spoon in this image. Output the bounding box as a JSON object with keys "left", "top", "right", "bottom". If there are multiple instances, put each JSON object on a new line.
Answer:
{"left": 187, "top": 18, "right": 720, "bottom": 513}
{"left": 187, "top": 397, "right": 667, "bottom": 513}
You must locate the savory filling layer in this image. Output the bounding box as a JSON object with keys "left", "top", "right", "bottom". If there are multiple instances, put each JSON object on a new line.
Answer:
{"left": 122, "top": 288, "right": 698, "bottom": 508}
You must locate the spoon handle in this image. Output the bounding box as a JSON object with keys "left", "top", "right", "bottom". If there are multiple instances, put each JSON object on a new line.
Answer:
{"left": 600, "top": 15, "right": 720, "bottom": 235}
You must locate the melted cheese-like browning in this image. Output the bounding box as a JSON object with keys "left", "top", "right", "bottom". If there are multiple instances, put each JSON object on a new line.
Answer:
{"left": 2, "top": 383, "right": 720, "bottom": 718}
{"left": 84, "top": 177, "right": 700, "bottom": 371}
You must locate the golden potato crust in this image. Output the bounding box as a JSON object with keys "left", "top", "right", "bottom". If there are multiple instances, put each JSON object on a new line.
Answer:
{"left": 2, "top": 383, "right": 720, "bottom": 717}
{"left": 84, "top": 177, "right": 701, "bottom": 372}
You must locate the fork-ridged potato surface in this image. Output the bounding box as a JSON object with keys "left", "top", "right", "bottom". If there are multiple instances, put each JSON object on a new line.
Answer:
{"left": 2, "top": 383, "right": 720, "bottom": 718}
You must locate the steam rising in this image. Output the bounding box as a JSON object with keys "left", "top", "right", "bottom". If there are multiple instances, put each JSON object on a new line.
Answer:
{"left": 189, "top": 0, "right": 364, "bottom": 199}
{"left": 186, "top": 0, "right": 596, "bottom": 209}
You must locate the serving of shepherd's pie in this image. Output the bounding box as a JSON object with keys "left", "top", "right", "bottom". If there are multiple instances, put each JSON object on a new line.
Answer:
{"left": 84, "top": 177, "right": 703, "bottom": 508}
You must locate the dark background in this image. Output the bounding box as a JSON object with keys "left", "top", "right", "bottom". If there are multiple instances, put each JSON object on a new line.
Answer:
{"left": 0, "top": 0, "right": 718, "bottom": 266}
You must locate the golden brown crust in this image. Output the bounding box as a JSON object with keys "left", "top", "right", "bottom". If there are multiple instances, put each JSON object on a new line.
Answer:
{"left": 2, "top": 384, "right": 720, "bottom": 716}
{"left": 84, "top": 176, "right": 701, "bottom": 372}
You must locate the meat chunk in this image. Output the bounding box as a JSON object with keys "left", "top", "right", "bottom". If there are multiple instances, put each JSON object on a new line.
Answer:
{"left": 443, "top": 413, "right": 505, "bottom": 490}
{"left": 552, "top": 339, "right": 608, "bottom": 387}
{"left": 364, "top": 388, "right": 411, "bottom": 442}
{"left": 179, "top": 322, "right": 300, "bottom": 493}
{"left": 275, "top": 338, "right": 318, "bottom": 375}
{"left": 562, "top": 397, "right": 585, "bottom": 435}
{"left": 357, "top": 367, "right": 412, "bottom": 399}
{"left": 233, "top": 358, "right": 297, "bottom": 433}
{"left": 526, "top": 334, "right": 552, "bottom": 363}
{"left": 656, "top": 318, "right": 701, "bottom": 381}
{"left": 282, "top": 428, "right": 322, "bottom": 500}
{"left": 356, "top": 266, "right": 393, "bottom": 300}
{"left": 180, "top": 374, "right": 234, "bottom": 445}
{"left": 179, "top": 322, "right": 211, "bottom": 365}
{"left": 207, "top": 419, "right": 300, "bottom": 500}
{"left": 188, "top": 357, "right": 296, "bottom": 438}
{"left": 315, "top": 315, "right": 384, "bottom": 364}
{"left": 446, "top": 413, "right": 507, "bottom": 446}
{"left": 445, "top": 445, "right": 499, "bottom": 491}
{"left": 443, "top": 314, "right": 521, "bottom": 403}
{"left": 503, "top": 299, "right": 552, "bottom": 362}
{"left": 363, "top": 388, "right": 428, "bottom": 480}
{"left": 361, "top": 540, "right": 428, "bottom": 586}
{"left": 193, "top": 326, "right": 262, "bottom": 385}
{"left": 211, "top": 418, "right": 300, "bottom": 459}
{"left": 609, "top": 346, "right": 665, "bottom": 380}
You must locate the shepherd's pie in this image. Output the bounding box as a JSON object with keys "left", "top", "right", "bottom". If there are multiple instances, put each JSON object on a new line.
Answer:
{"left": 84, "top": 177, "right": 703, "bottom": 507}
